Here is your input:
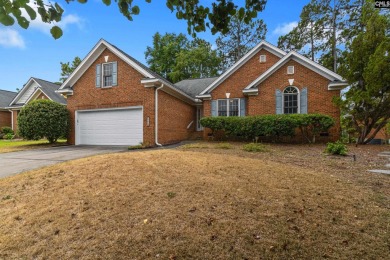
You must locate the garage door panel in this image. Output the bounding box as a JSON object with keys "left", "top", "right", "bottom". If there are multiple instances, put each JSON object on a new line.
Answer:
{"left": 77, "top": 108, "right": 143, "bottom": 145}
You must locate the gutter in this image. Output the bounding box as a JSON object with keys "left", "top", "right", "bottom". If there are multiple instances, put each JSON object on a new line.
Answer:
{"left": 155, "top": 84, "right": 164, "bottom": 147}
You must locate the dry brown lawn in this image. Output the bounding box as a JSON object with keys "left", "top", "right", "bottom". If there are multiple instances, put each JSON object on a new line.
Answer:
{"left": 0, "top": 142, "right": 389, "bottom": 259}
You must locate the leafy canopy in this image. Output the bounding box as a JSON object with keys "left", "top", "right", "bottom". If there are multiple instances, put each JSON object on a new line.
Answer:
{"left": 216, "top": 13, "right": 267, "bottom": 70}
{"left": 18, "top": 99, "right": 70, "bottom": 144}
{"left": 145, "top": 33, "right": 221, "bottom": 83}
{"left": 60, "top": 56, "right": 82, "bottom": 83}
{"left": 0, "top": 0, "right": 266, "bottom": 39}
{"left": 277, "top": 0, "right": 367, "bottom": 72}
{"left": 336, "top": 1, "right": 390, "bottom": 144}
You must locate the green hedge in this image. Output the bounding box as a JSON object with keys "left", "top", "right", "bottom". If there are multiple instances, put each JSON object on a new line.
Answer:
{"left": 200, "top": 114, "right": 335, "bottom": 143}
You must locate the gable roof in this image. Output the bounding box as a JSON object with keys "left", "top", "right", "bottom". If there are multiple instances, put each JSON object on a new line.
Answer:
{"left": 175, "top": 77, "right": 218, "bottom": 98}
{"left": 198, "top": 40, "right": 286, "bottom": 96}
{"left": 58, "top": 39, "right": 196, "bottom": 104}
{"left": 0, "top": 89, "right": 17, "bottom": 108}
{"left": 245, "top": 51, "right": 347, "bottom": 90}
{"left": 9, "top": 77, "right": 66, "bottom": 107}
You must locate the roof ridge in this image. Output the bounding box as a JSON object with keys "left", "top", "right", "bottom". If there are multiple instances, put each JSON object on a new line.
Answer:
{"left": 33, "top": 77, "right": 60, "bottom": 85}
{"left": 179, "top": 76, "right": 219, "bottom": 81}
{"left": 0, "top": 89, "right": 17, "bottom": 94}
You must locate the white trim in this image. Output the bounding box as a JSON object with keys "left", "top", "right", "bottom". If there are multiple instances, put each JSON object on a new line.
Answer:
{"left": 195, "top": 94, "right": 212, "bottom": 99}
{"left": 101, "top": 62, "right": 114, "bottom": 88}
{"left": 24, "top": 88, "right": 52, "bottom": 104}
{"left": 196, "top": 107, "right": 203, "bottom": 131}
{"left": 199, "top": 41, "right": 286, "bottom": 95}
{"left": 242, "top": 88, "right": 259, "bottom": 96}
{"left": 287, "top": 66, "right": 294, "bottom": 74}
{"left": 217, "top": 98, "right": 240, "bottom": 117}
{"left": 56, "top": 88, "right": 73, "bottom": 95}
{"left": 328, "top": 82, "right": 349, "bottom": 90}
{"left": 75, "top": 106, "right": 143, "bottom": 145}
{"left": 9, "top": 77, "right": 36, "bottom": 106}
{"left": 282, "top": 86, "right": 300, "bottom": 114}
{"left": 245, "top": 51, "right": 345, "bottom": 90}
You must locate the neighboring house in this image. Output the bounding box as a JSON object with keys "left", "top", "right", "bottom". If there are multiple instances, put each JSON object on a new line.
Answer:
{"left": 57, "top": 39, "right": 348, "bottom": 146}
{"left": 0, "top": 89, "right": 17, "bottom": 129}
{"left": 7, "top": 77, "right": 67, "bottom": 131}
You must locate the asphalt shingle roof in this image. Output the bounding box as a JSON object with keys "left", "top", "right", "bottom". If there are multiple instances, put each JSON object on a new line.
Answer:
{"left": 32, "top": 78, "right": 67, "bottom": 105}
{"left": 175, "top": 77, "right": 218, "bottom": 98}
{"left": 0, "top": 89, "right": 17, "bottom": 108}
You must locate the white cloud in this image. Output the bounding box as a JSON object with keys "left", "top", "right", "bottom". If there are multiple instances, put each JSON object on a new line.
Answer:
{"left": 272, "top": 21, "right": 298, "bottom": 36}
{"left": 0, "top": 29, "right": 25, "bottom": 49}
{"left": 28, "top": 14, "right": 83, "bottom": 34}
{"left": 22, "top": 1, "right": 84, "bottom": 35}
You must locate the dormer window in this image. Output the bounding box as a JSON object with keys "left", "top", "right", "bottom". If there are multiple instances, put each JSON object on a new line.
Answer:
{"left": 287, "top": 66, "right": 294, "bottom": 74}
{"left": 259, "top": 55, "right": 266, "bottom": 63}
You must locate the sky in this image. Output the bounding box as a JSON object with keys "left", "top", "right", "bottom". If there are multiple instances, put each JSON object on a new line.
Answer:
{"left": 0, "top": 0, "right": 308, "bottom": 92}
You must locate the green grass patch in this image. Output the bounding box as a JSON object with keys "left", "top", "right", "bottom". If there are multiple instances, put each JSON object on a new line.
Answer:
{"left": 215, "top": 142, "right": 233, "bottom": 149}
{"left": 242, "top": 143, "right": 268, "bottom": 152}
{"left": 128, "top": 144, "right": 143, "bottom": 150}
{"left": 181, "top": 143, "right": 211, "bottom": 149}
{"left": 0, "top": 139, "right": 67, "bottom": 153}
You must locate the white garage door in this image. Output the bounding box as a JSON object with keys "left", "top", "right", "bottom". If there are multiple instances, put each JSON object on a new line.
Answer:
{"left": 76, "top": 107, "right": 143, "bottom": 145}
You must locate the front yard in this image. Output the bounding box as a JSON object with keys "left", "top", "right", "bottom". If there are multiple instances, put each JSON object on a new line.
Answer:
{"left": 0, "top": 139, "right": 67, "bottom": 153}
{"left": 0, "top": 142, "right": 389, "bottom": 259}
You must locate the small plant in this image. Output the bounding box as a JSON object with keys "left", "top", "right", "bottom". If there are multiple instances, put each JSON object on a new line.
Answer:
{"left": 1, "top": 127, "right": 14, "bottom": 135}
{"left": 2, "top": 195, "right": 12, "bottom": 200}
{"left": 167, "top": 192, "right": 176, "bottom": 199}
{"left": 128, "top": 144, "right": 143, "bottom": 150}
{"left": 325, "top": 141, "right": 348, "bottom": 156}
{"left": 4, "top": 133, "right": 14, "bottom": 140}
{"left": 243, "top": 143, "right": 268, "bottom": 152}
{"left": 215, "top": 142, "right": 233, "bottom": 149}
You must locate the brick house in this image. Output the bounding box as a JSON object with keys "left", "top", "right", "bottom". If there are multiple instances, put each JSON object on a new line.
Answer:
{"left": 0, "top": 89, "right": 17, "bottom": 129}
{"left": 7, "top": 77, "right": 67, "bottom": 132}
{"left": 58, "top": 39, "right": 348, "bottom": 146}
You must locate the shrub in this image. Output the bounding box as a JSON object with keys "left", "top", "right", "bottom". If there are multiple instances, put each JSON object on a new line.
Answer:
{"left": 200, "top": 114, "right": 335, "bottom": 143}
{"left": 325, "top": 141, "right": 348, "bottom": 156}
{"left": 243, "top": 143, "right": 268, "bottom": 152}
{"left": 1, "top": 127, "right": 14, "bottom": 135}
{"left": 18, "top": 100, "right": 70, "bottom": 144}
{"left": 4, "top": 133, "right": 14, "bottom": 140}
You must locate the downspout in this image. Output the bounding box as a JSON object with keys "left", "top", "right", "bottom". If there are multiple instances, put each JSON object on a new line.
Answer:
{"left": 155, "top": 84, "right": 164, "bottom": 146}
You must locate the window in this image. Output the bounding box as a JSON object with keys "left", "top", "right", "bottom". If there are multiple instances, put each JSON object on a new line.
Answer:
{"left": 259, "top": 55, "right": 266, "bottom": 63}
{"left": 283, "top": 86, "right": 299, "bottom": 114}
{"left": 196, "top": 107, "right": 203, "bottom": 131}
{"left": 218, "top": 100, "right": 227, "bottom": 116}
{"left": 218, "top": 98, "right": 239, "bottom": 116}
{"left": 287, "top": 66, "right": 294, "bottom": 74}
{"left": 102, "top": 63, "right": 113, "bottom": 87}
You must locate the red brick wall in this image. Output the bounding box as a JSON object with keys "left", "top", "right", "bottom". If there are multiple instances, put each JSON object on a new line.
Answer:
{"left": 66, "top": 48, "right": 195, "bottom": 145}
{"left": 0, "top": 111, "right": 11, "bottom": 128}
{"left": 248, "top": 60, "right": 341, "bottom": 140}
{"left": 203, "top": 55, "right": 342, "bottom": 141}
{"left": 209, "top": 49, "right": 281, "bottom": 100}
{"left": 158, "top": 90, "right": 196, "bottom": 144}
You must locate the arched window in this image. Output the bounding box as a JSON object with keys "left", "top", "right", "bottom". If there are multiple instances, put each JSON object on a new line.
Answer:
{"left": 283, "top": 86, "right": 299, "bottom": 114}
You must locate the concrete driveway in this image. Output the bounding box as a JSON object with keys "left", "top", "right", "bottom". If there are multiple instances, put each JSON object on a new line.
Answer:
{"left": 0, "top": 146, "right": 128, "bottom": 178}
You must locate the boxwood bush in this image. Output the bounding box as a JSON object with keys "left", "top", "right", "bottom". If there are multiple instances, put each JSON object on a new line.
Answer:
{"left": 18, "top": 100, "right": 70, "bottom": 144}
{"left": 200, "top": 114, "right": 335, "bottom": 143}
